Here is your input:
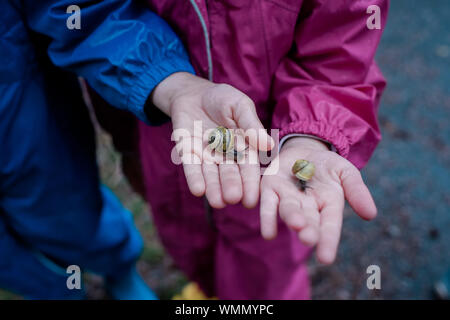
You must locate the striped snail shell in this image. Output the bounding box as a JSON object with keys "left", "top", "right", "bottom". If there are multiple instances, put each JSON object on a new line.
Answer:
{"left": 292, "top": 159, "right": 315, "bottom": 182}
{"left": 208, "top": 126, "right": 234, "bottom": 153}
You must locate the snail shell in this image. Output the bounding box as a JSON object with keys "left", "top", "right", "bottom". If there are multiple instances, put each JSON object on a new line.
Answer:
{"left": 292, "top": 159, "right": 315, "bottom": 182}
{"left": 208, "top": 126, "right": 235, "bottom": 153}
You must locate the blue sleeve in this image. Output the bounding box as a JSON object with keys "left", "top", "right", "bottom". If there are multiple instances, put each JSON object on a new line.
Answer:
{"left": 19, "top": 0, "right": 194, "bottom": 124}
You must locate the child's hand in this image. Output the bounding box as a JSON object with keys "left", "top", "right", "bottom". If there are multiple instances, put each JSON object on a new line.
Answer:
{"left": 260, "top": 137, "right": 377, "bottom": 264}
{"left": 152, "top": 72, "right": 273, "bottom": 208}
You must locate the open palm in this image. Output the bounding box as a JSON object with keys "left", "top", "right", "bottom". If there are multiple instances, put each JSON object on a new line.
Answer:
{"left": 164, "top": 74, "right": 272, "bottom": 209}
{"left": 260, "top": 137, "right": 377, "bottom": 264}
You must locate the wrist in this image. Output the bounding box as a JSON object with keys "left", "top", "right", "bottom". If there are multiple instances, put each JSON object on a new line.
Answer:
{"left": 150, "top": 72, "right": 195, "bottom": 116}
{"left": 281, "top": 136, "right": 329, "bottom": 152}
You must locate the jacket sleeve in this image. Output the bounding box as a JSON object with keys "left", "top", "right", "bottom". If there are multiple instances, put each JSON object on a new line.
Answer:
{"left": 271, "top": 0, "right": 389, "bottom": 168}
{"left": 19, "top": 0, "right": 194, "bottom": 124}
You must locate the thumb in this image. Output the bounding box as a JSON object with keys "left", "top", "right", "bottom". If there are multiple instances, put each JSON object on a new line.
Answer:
{"left": 340, "top": 165, "right": 377, "bottom": 220}
{"left": 234, "top": 97, "right": 274, "bottom": 152}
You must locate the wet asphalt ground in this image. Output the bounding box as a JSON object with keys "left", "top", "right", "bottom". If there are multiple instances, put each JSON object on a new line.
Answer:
{"left": 309, "top": 0, "right": 450, "bottom": 299}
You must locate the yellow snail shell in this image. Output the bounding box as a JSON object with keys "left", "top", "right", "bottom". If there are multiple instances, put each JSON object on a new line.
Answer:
{"left": 208, "top": 126, "right": 234, "bottom": 153}
{"left": 292, "top": 159, "right": 315, "bottom": 182}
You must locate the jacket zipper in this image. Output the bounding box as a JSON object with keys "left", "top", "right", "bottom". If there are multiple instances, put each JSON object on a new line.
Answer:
{"left": 188, "top": 0, "right": 213, "bottom": 81}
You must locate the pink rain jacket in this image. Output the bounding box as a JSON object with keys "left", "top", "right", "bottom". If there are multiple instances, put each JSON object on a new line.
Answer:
{"left": 146, "top": 0, "right": 387, "bottom": 167}
{"left": 99, "top": 0, "right": 389, "bottom": 299}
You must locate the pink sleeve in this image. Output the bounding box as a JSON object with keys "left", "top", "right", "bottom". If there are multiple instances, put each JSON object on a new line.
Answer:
{"left": 271, "top": 0, "right": 389, "bottom": 169}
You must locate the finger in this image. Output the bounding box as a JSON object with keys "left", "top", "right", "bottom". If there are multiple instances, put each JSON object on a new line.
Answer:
{"left": 219, "top": 163, "right": 243, "bottom": 204}
{"left": 340, "top": 166, "right": 377, "bottom": 220}
{"left": 181, "top": 154, "right": 205, "bottom": 197}
{"left": 234, "top": 129, "right": 247, "bottom": 151}
{"left": 316, "top": 203, "right": 344, "bottom": 265}
{"left": 260, "top": 188, "right": 279, "bottom": 240}
{"left": 233, "top": 97, "right": 274, "bottom": 151}
{"left": 298, "top": 203, "right": 320, "bottom": 246}
{"left": 298, "top": 226, "right": 319, "bottom": 247}
{"left": 203, "top": 163, "right": 226, "bottom": 209}
{"left": 278, "top": 196, "right": 306, "bottom": 231}
{"left": 238, "top": 148, "right": 260, "bottom": 208}
{"left": 176, "top": 134, "right": 205, "bottom": 197}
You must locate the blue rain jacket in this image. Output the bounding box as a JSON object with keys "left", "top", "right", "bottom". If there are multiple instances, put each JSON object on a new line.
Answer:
{"left": 1, "top": 0, "right": 193, "bottom": 123}
{"left": 0, "top": 0, "right": 193, "bottom": 298}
